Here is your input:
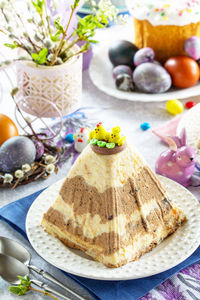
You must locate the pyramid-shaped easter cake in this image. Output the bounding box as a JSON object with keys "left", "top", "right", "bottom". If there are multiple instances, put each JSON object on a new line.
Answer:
{"left": 41, "top": 123, "right": 186, "bottom": 268}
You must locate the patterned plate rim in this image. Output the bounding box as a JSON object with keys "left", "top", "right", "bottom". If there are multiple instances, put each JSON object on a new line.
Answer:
{"left": 26, "top": 176, "right": 200, "bottom": 281}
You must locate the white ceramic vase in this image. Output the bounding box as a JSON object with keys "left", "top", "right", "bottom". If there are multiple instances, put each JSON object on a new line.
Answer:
{"left": 16, "top": 45, "right": 82, "bottom": 118}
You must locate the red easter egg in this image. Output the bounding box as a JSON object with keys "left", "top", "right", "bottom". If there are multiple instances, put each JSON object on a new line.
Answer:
{"left": 164, "top": 56, "right": 200, "bottom": 88}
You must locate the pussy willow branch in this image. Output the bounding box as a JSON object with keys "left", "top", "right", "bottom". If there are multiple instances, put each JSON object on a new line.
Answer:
{"left": 31, "top": 7, "right": 46, "bottom": 39}
{"left": 26, "top": 3, "right": 42, "bottom": 37}
{"left": 44, "top": 0, "right": 51, "bottom": 36}
{"left": 63, "top": 48, "right": 84, "bottom": 62}
{"left": 7, "top": 1, "right": 39, "bottom": 53}
{"left": 0, "top": 12, "right": 33, "bottom": 56}
{"left": 37, "top": 3, "right": 49, "bottom": 38}
{"left": 0, "top": 28, "right": 6, "bottom": 34}
{"left": 49, "top": 4, "right": 77, "bottom": 66}
{"left": 30, "top": 15, "right": 46, "bottom": 40}
{"left": 38, "top": 19, "right": 47, "bottom": 40}
{"left": 60, "top": 37, "right": 80, "bottom": 59}
{"left": 0, "top": 26, "right": 32, "bottom": 56}
{"left": 59, "top": 32, "right": 75, "bottom": 56}
{"left": 0, "top": 7, "right": 9, "bottom": 23}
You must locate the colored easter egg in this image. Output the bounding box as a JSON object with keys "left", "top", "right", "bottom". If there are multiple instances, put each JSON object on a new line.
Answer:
{"left": 133, "top": 63, "right": 172, "bottom": 93}
{"left": 185, "top": 36, "right": 200, "bottom": 60}
{"left": 108, "top": 40, "right": 138, "bottom": 68}
{"left": 0, "top": 114, "right": 19, "bottom": 146}
{"left": 112, "top": 65, "right": 132, "bottom": 79}
{"left": 0, "top": 136, "right": 36, "bottom": 172}
{"left": 65, "top": 133, "right": 74, "bottom": 143}
{"left": 166, "top": 99, "right": 184, "bottom": 115}
{"left": 115, "top": 74, "right": 135, "bottom": 91}
{"left": 140, "top": 122, "right": 151, "bottom": 131}
{"left": 185, "top": 101, "right": 196, "bottom": 109}
{"left": 164, "top": 56, "right": 200, "bottom": 88}
{"left": 134, "top": 47, "right": 155, "bottom": 66}
{"left": 33, "top": 139, "right": 45, "bottom": 160}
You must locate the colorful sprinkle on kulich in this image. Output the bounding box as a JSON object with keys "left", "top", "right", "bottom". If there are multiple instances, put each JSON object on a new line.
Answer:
{"left": 127, "top": 0, "right": 200, "bottom": 26}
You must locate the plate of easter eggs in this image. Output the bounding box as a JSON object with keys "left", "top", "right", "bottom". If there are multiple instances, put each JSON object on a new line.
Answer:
{"left": 89, "top": 37, "right": 200, "bottom": 102}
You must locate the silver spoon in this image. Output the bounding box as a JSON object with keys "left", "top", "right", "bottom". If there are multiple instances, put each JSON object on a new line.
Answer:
{"left": 0, "top": 253, "right": 71, "bottom": 300}
{"left": 0, "top": 236, "right": 86, "bottom": 300}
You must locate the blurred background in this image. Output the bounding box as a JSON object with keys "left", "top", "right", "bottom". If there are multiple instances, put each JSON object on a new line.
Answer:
{"left": 80, "top": 0, "right": 127, "bottom": 13}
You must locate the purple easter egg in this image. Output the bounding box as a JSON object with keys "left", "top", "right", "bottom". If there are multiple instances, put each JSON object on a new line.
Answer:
{"left": 185, "top": 36, "right": 200, "bottom": 60}
{"left": 33, "top": 139, "right": 45, "bottom": 160}
{"left": 115, "top": 74, "right": 135, "bottom": 91}
{"left": 133, "top": 63, "right": 172, "bottom": 94}
{"left": 134, "top": 47, "right": 155, "bottom": 66}
{"left": 112, "top": 65, "right": 133, "bottom": 79}
{"left": 0, "top": 136, "right": 36, "bottom": 172}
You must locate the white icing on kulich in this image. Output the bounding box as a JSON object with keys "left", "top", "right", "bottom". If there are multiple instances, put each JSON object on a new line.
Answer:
{"left": 126, "top": 0, "right": 200, "bottom": 26}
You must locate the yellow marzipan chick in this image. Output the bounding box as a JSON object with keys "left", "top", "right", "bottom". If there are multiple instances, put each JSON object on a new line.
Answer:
{"left": 89, "top": 122, "right": 108, "bottom": 140}
{"left": 109, "top": 126, "right": 125, "bottom": 146}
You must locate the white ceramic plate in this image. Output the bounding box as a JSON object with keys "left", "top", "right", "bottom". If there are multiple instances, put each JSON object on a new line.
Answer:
{"left": 89, "top": 44, "right": 200, "bottom": 102}
{"left": 26, "top": 176, "right": 200, "bottom": 281}
{"left": 177, "top": 104, "right": 200, "bottom": 163}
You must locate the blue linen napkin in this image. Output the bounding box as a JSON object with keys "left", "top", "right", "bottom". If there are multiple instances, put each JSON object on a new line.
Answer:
{"left": 0, "top": 190, "right": 200, "bottom": 300}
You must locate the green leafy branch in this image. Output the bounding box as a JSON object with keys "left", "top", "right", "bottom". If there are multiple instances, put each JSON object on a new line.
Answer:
{"left": 50, "top": 18, "right": 64, "bottom": 42}
{"left": 1, "top": 0, "right": 120, "bottom": 66}
{"left": 49, "top": 0, "right": 81, "bottom": 66}
{"left": 4, "top": 41, "right": 19, "bottom": 50}
{"left": 61, "top": 14, "right": 107, "bottom": 62}
{"left": 32, "top": 48, "right": 48, "bottom": 65}
{"left": 31, "top": 0, "right": 44, "bottom": 14}
{"left": 32, "top": 0, "right": 49, "bottom": 37}
{"left": 76, "top": 15, "right": 105, "bottom": 41}
{"left": 9, "top": 275, "right": 58, "bottom": 300}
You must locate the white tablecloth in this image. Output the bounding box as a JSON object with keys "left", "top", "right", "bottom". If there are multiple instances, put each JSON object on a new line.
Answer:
{"left": 0, "top": 20, "right": 200, "bottom": 300}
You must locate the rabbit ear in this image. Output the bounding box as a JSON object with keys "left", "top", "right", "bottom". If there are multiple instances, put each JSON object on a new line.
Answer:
{"left": 179, "top": 128, "right": 187, "bottom": 146}
{"left": 170, "top": 136, "right": 182, "bottom": 148}
{"left": 166, "top": 136, "right": 178, "bottom": 151}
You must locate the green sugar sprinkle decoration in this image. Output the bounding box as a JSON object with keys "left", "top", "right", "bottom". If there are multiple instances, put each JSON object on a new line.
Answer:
{"left": 160, "top": 12, "right": 165, "bottom": 16}
{"left": 97, "top": 141, "right": 107, "bottom": 148}
{"left": 106, "top": 143, "right": 115, "bottom": 149}
{"left": 90, "top": 138, "right": 98, "bottom": 145}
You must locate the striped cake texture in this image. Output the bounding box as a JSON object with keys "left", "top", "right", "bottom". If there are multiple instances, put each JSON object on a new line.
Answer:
{"left": 41, "top": 144, "right": 186, "bottom": 268}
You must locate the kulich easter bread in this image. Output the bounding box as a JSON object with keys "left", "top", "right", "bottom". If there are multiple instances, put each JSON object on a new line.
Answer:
{"left": 41, "top": 124, "right": 186, "bottom": 268}
{"left": 126, "top": 0, "right": 200, "bottom": 63}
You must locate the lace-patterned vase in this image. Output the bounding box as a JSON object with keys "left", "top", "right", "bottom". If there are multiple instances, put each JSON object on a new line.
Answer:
{"left": 16, "top": 46, "right": 82, "bottom": 118}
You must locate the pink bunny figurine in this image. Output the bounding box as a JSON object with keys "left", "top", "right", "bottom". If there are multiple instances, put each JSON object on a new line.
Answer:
{"left": 156, "top": 128, "right": 196, "bottom": 187}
